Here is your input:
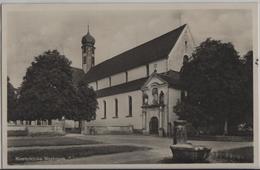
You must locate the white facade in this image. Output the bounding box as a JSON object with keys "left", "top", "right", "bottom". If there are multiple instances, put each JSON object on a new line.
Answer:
{"left": 83, "top": 24, "right": 194, "bottom": 136}
{"left": 86, "top": 90, "right": 143, "bottom": 130}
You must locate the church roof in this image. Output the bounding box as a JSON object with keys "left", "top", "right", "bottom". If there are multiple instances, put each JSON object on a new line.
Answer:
{"left": 157, "top": 70, "right": 183, "bottom": 89}
{"left": 71, "top": 67, "right": 85, "bottom": 87}
{"left": 84, "top": 24, "right": 186, "bottom": 83}
{"left": 96, "top": 77, "right": 148, "bottom": 98}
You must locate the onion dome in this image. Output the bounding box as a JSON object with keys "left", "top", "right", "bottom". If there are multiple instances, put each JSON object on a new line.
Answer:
{"left": 81, "top": 25, "right": 95, "bottom": 45}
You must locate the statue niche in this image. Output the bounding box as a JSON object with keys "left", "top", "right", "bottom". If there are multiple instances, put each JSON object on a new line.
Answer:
{"left": 143, "top": 92, "right": 148, "bottom": 105}
{"left": 152, "top": 88, "right": 158, "bottom": 104}
{"left": 159, "top": 91, "right": 164, "bottom": 105}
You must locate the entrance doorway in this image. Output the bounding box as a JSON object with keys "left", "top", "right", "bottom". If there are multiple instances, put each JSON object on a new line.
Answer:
{"left": 149, "top": 117, "right": 159, "bottom": 134}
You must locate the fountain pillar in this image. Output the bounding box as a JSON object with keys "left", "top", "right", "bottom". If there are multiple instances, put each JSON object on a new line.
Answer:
{"left": 173, "top": 120, "right": 187, "bottom": 144}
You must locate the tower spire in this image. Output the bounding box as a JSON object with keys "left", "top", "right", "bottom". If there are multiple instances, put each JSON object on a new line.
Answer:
{"left": 88, "top": 24, "right": 90, "bottom": 33}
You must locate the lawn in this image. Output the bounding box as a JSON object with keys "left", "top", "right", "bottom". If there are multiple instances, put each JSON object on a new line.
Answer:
{"left": 210, "top": 146, "right": 253, "bottom": 163}
{"left": 8, "top": 145, "right": 151, "bottom": 164}
{"left": 8, "top": 136, "right": 102, "bottom": 147}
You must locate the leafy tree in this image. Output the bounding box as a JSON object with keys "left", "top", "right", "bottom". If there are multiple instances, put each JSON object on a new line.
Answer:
{"left": 16, "top": 50, "right": 77, "bottom": 123}
{"left": 174, "top": 38, "right": 249, "bottom": 135}
{"left": 241, "top": 51, "right": 253, "bottom": 126}
{"left": 7, "top": 77, "right": 17, "bottom": 122}
{"left": 69, "top": 80, "right": 98, "bottom": 129}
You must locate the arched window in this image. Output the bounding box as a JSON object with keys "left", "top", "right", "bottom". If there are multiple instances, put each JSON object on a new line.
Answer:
{"left": 146, "top": 64, "right": 149, "bottom": 77}
{"left": 143, "top": 92, "right": 148, "bottom": 105}
{"left": 91, "top": 57, "right": 95, "bottom": 66}
{"left": 183, "top": 55, "right": 189, "bottom": 64}
{"left": 103, "top": 100, "right": 106, "bottom": 119}
{"left": 114, "top": 98, "right": 118, "bottom": 118}
{"left": 159, "top": 91, "right": 164, "bottom": 105}
{"left": 128, "top": 96, "right": 132, "bottom": 117}
{"left": 152, "top": 88, "right": 158, "bottom": 104}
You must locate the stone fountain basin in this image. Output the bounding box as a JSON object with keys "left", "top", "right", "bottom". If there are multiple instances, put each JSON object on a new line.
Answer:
{"left": 170, "top": 144, "right": 211, "bottom": 162}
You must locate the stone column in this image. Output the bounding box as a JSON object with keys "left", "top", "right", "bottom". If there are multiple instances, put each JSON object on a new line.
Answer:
{"left": 142, "top": 111, "right": 146, "bottom": 129}
{"left": 159, "top": 110, "right": 163, "bottom": 128}
{"left": 142, "top": 111, "right": 148, "bottom": 135}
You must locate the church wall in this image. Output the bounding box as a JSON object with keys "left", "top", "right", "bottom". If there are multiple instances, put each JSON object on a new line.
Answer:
{"left": 111, "top": 72, "right": 126, "bottom": 86}
{"left": 128, "top": 65, "right": 147, "bottom": 82}
{"left": 86, "top": 90, "right": 143, "bottom": 130}
{"left": 88, "top": 59, "right": 167, "bottom": 89}
{"left": 168, "top": 25, "right": 195, "bottom": 72}
{"left": 98, "top": 77, "right": 110, "bottom": 89}
{"left": 148, "top": 59, "right": 167, "bottom": 75}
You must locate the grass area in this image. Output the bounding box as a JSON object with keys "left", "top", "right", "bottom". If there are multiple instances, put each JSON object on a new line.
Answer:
{"left": 8, "top": 130, "right": 65, "bottom": 137}
{"left": 8, "top": 136, "right": 102, "bottom": 148}
{"left": 8, "top": 130, "right": 28, "bottom": 137}
{"left": 28, "top": 132, "right": 65, "bottom": 137}
{"left": 188, "top": 135, "right": 253, "bottom": 142}
{"left": 8, "top": 145, "right": 150, "bottom": 164}
{"left": 210, "top": 146, "right": 253, "bottom": 163}
{"left": 159, "top": 157, "right": 210, "bottom": 163}
{"left": 159, "top": 147, "right": 253, "bottom": 163}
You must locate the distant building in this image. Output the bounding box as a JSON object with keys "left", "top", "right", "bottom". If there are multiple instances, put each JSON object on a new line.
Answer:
{"left": 74, "top": 24, "right": 195, "bottom": 136}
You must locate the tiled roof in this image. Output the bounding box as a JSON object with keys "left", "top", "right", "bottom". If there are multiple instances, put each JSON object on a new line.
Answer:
{"left": 84, "top": 24, "right": 186, "bottom": 83}
{"left": 71, "top": 67, "right": 84, "bottom": 87}
{"left": 158, "top": 70, "right": 183, "bottom": 89}
{"left": 96, "top": 77, "right": 148, "bottom": 98}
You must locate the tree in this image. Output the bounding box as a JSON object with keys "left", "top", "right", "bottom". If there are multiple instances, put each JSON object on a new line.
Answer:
{"left": 241, "top": 51, "right": 253, "bottom": 126}
{"left": 174, "top": 38, "right": 247, "bottom": 135}
{"left": 70, "top": 80, "right": 98, "bottom": 129}
{"left": 7, "top": 77, "right": 17, "bottom": 122}
{"left": 16, "top": 50, "right": 77, "bottom": 123}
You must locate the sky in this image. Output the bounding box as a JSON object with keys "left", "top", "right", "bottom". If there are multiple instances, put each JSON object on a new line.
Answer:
{"left": 5, "top": 4, "right": 254, "bottom": 88}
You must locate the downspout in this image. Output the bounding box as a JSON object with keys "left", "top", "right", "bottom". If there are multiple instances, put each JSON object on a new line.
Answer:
{"left": 167, "top": 84, "right": 170, "bottom": 136}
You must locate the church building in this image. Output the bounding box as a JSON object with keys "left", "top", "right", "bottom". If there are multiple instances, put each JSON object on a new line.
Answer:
{"left": 78, "top": 24, "right": 195, "bottom": 136}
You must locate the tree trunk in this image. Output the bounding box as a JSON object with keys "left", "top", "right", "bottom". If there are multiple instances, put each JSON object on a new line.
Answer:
{"left": 223, "top": 119, "right": 228, "bottom": 136}
{"left": 48, "top": 119, "right": 52, "bottom": 125}
{"left": 37, "top": 120, "right": 41, "bottom": 125}
{"left": 79, "top": 120, "right": 82, "bottom": 133}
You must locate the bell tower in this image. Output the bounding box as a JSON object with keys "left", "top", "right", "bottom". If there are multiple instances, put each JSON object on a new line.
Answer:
{"left": 81, "top": 25, "right": 95, "bottom": 73}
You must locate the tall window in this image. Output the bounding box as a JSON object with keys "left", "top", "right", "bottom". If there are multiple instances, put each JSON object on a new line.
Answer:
{"left": 125, "top": 72, "right": 128, "bottom": 83}
{"left": 109, "top": 77, "right": 111, "bottom": 87}
{"left": 91, "top": 57, "right": 95, "bottom": 66}
{"left": 96, "top": 81, "right": 98, "bottom": 90}
{"left": 128, "top": 96, "right": 132, "bottom": 117}
{"left": 83, "top": 56, "right": 86, "bottom": 64}
{"left": 103, "top": 100, "right": 106, "bottom": 119}
{"left": 183, "top": 55, "right": 189, "bottom": 64}
{"left": 146, "top": 64, "right": 149, "bottom": 77}
{"left": 83, "top": 47, "right": 86, "bottom": 53}
{"left": 114, "top": 98, "right": 118, "bottom": 118}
